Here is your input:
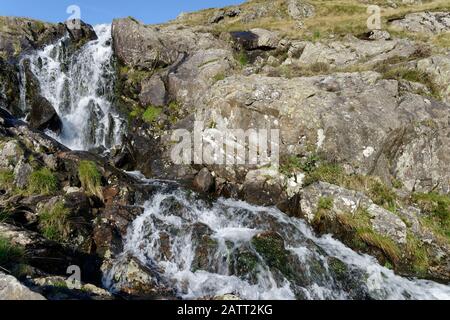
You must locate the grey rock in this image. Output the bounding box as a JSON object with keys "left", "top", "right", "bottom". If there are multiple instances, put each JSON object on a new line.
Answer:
{"left": 390, "top": 12, "right": 450, "bottom": 34}
{"left": 139, "top": 75, "right": 167, "bottom": 107}
{"left": 13, "top": 160, "right": 32, "bottom": 189}
{"left": 0, "top": 272, "right": 46, "bottom": 300}
{"left": 417, "top": 54, "right": 450, "bottom": 103}
{"left": 287, "top": 0, "right": 315, "bottom": 20}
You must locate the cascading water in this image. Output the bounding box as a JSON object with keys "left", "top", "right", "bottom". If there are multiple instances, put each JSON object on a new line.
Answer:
{"left": 104, "top": 175, "right": 450, "bottom": 300}
{"left": 18, "top": 24, "right": 124, "bottom": 151}
{"left": 16, "top": 22, "right": 450, "bottom": 301}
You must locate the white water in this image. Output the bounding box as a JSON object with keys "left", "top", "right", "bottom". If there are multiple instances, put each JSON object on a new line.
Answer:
{"left": 17, "top": 23, "right": 450, "bottom": 301}
{"left": 104, "top": 180, "right": 450, "bottom": 300}
{"left": 19, "top": 24, "right": 124, "bottom": 151}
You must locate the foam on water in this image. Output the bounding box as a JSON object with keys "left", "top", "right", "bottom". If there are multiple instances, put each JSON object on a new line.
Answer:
{"left": 104, "top": 182, "right": 450, "bottom": 300}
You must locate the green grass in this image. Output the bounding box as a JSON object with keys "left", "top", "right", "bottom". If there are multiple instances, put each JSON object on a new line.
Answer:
{"left": 368, "top": 181, "right": 398, "bottom": 212}
{"left": 412, "top": 192, "right": 450, "bottom": 243}
{"left": 0, "top": 169, "right": 14, "bottom": 190}
{"left": 236, "top": 50, "right": 249, "bottom": 66}
{"left": 405, "top": 232, "right": 430, "bottom": 275}
{"left": 142, "top": 106, "right": 162, "bottom": 124}
{"left": 78, "top": 161, "right": 102, "bottom": 199}
{"left": 336, "top": 209, "right": 401, "bottom": 264}
{"left": 0, "top": 236, "right": 24, "bottom": 269}
{"left": 38, "top": 201, "right": 71, "bottom": 242}
{"left": 318, "top": 197, "right": 334, "bottom": 211}
{"left": 27, "top": 168, "right": 58, "bottom": 195}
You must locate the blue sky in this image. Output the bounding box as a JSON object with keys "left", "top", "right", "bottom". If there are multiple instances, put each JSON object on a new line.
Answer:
{"left": 0, "top": 0, "right": 244, "bottom": 25}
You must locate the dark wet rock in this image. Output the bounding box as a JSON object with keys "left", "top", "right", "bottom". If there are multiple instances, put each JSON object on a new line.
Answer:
{"left": 193, "top": 168, "right": 215, "bottom": 193}
{"left": 191, "top": 223, "right": 219, "bottom": 273}
{"left": 29, "top": 96, "right": 62, "bottom": 133}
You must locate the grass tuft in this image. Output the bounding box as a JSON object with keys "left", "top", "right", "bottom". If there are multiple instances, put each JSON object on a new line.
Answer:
{"left": 27, "top": 168, "right": 58, "bottom": 195}
{"left": 78, "top": 161, "right": 103, "bottom": 199}
{"left": 0, "top": 236, "right": 25, "bottom": 269}
{"left": 38, "top": 201, "right": 71, "bottom": 242}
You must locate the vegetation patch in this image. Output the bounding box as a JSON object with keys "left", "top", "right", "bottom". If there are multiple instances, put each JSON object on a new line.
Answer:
{"left": 0, "top": 169, "right": 14, "bottom": 190}
{"left": 412, "top": 192, "right": 450, "bottom": 243}
{"left": 382, "top": 67, "right": 441, "bottom": 99}
{"left": 78, "top": 161, "right": 103, "bottom": 199}
{"left": 0, "top": 236, "right": 25, "bottom": 269}
{"left": 27, "top": 168, "right": 58, "bottom": 195}
{"left": 38, "top": 201, "right": 71, "bottom": 242}
{"left": 142, "top": 106, "right": 163, "bottom": 124}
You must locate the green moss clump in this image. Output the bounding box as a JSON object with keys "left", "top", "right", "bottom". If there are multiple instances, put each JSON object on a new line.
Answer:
{"left": 142, "top": 106, "right": 162, "bottom": 124}
{"left": 38, "top": 201, "right": 71, "bottom": 242}
{"left": 27, "top": 168, "right": 58, "bottom": 195}
{"left": 0, "top": 236, "right": 25, "bottom": 269}
{"left": 251, "top": 232, "right": 291, "bottom": 276}
{"left": 78, "top": 161, "right": 102, "bottom": 199}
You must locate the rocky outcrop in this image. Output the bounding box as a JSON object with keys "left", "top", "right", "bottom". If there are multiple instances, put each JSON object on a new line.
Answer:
{"left": 390, "top": 12, "right": 450, "bottom": 34}
{"left": 0, "top": 17, "right": 96, "bottom": 62}
{"left": 299, "top": 182, "right": 449, "bottom": 281}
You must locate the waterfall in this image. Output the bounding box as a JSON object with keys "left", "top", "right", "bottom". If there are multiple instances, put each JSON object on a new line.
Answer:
{"left": 18, "top": 24, "right": 124, "bottom": 151}
{"left": 104, "top": 175, "right": 450, "bottom": 300}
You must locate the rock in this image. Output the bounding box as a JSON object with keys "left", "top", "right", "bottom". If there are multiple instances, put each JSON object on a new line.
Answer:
{"left": 367, "top": 204, "right": 407, "bottom": 244}
{"left": 390, "top": 12, "right": 450, "bottom": 34}
{"left": 300, "top": 182, "right": 409, "bottom": 246}
{"left": 64, "top": 20, "right": 97, "bottom": 46}
{"left": 296, "top": 37, "right": 419, "bottom": 67}
{"left": 287, "top": 0, "right": 315, "bottom": 20}
{"left": 28, "top": 276, "right": 112, "bottom": 300}
{"left": 209, "top": 8, "right": 241, "bottom": 24}
{"left": 0, "top": 139, "right": 23, "bottom": 168}
{"left": 0, "top": 272, "right": 46, "bottom": 300}
{"left": 191, "top": 72, "right": 450, "bottom": 194}
{"left": 108, "top": 256, "right": 173, "bottom": 298}
{"left": 367, "top": 30, "right": 391, "bottom": 41}
{"left": 139, "top": 75, "right": 167, "bottom": 107}
{"left": 28, "top": 96, "right": 62, "bottom": 133}
{"left": 193, "top": 168, "right": 215, "bottom": 193}
{"left": 13, "top": 159, "right": 33, "bottom": 189}
{"left": 231, "top": 29, "right": 280, "bottom": 51}
{"left": 249, "top": 28, "right": 281, "bottom": 49}
{"left": 417, "top": 54, "right": 450, "bottom": 103}
{"left": 191, "top": 223, "right": 219, "bottom": 272}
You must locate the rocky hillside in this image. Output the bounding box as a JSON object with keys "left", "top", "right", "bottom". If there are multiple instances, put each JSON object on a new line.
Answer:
{"left": 1, "top": 0, "right": 450, "bottom": 299}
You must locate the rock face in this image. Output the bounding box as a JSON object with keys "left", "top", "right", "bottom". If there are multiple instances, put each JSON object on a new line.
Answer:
{"left": 390, "top": 12, "right": 450, "bottom": 34}
{"left": 0, "top": 272, "right": 46, "bottom": 300}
